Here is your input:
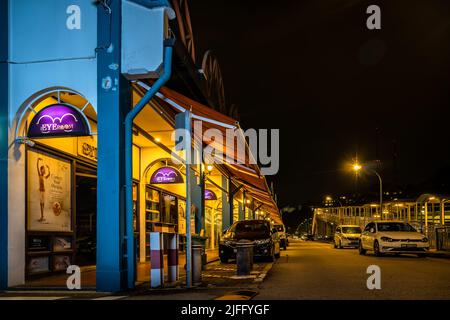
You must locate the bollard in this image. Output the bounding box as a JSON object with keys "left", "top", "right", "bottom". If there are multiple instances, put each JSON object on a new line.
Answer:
{"left": 236, "top": 240, "right": 254, "bottom": 276}
{"left": 167, "top": 234, "right": 179, "bottom": 283}
{"left": 150, "top": 232, "right": 164, "bottom": 288}
{"left": 192, "top": 244, "right": 203, "bottom": 285}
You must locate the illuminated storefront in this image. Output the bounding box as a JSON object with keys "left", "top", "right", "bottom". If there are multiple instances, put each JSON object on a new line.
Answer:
{"left": 0, "top": 0, "right": 281, "bottom": 292}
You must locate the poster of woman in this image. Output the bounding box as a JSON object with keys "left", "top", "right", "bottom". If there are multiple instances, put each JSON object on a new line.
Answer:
{"left": 27, "top": 150, "right": 72, "bottom": 232}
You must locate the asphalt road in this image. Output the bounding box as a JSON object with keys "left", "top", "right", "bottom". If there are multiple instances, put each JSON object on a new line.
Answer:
{"left": 255, "top": 240, "right": 450, "bottom": 300}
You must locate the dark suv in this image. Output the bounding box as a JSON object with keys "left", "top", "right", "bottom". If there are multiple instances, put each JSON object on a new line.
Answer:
{"left": 219, "top": 220, "right": 281, "bottom": 263}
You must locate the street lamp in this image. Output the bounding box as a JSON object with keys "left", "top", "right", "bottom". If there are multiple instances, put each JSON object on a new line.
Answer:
{"left": 353, "top": 161, "right": 383, "bottom": 216}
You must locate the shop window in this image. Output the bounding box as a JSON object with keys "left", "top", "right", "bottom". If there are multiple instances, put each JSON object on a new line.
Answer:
{"left": 162, "top": 193, "right": 178, "bottom": 225}
{"left": 145, "top": 188, "right": 160, "bottom": 223}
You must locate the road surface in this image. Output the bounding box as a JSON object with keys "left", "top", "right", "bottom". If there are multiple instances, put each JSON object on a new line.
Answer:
{"left": 255, "top": 240, "right": 450, "bottom": 299}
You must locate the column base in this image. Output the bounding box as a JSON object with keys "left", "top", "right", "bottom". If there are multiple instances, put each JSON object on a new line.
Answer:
{"left": 96, "top": 269, "right": 127, "bottom": 293}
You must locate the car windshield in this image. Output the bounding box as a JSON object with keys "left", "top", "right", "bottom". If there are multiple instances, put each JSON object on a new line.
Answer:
{"left": 342, "top": 227, "right": 361, "bottom": 234}
{"left": 377, "top": 223, "right": 416, "bottom": 232}
{"left": 235, "top": 222, "right": 270, "bottom": 239}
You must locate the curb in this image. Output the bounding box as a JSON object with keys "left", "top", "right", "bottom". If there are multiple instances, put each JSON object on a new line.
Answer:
{"left": 254, "top": 262, "right": 274, "bottom": 283}
{"left": 427, "top": 251, "right": 450, "bottom": 259}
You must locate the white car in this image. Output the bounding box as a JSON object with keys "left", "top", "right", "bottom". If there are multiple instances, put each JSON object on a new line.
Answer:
{"left": 359, "top": 221, "right": 429, "bottom": 257}
{"left": 334, "top": 225, "right": 362, "bottom": 248}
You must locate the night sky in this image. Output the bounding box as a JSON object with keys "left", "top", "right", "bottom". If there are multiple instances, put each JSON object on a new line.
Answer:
{"left": 189, "top": 0, "right": 450, "bottom": 207}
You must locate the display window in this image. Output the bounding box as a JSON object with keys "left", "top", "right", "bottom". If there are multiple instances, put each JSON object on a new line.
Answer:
{"left": 25, "top": 148, "right": 75, "bottom": 278}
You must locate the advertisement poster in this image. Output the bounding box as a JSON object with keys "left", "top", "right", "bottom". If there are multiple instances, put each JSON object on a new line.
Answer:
{"left": 53, "top": 237, "right": 72, "bottom": 251}
{"left": 27, "top": 256, "right": 49, "bottom": 274}
{"left": 28, "top": 236, "right": 50, "bottom": 251}
{"left": 53, "top": 255, "right": 71, "bottom": 271}
{"left": 178, "top": 200, "right": 186, "bottom": 235}
{"left": 27, "top": 150, "right": 72, "bottom": 232}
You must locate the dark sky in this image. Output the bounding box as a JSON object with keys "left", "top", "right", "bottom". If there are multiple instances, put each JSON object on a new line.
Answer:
{"left": 189, "top": 0, "right": 450, "bottom": 206}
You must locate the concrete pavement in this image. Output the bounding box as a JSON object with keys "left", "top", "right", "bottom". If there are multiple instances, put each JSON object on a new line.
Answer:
{"left": 3, "top": 240, "right": 449, "bottom": 300}
{"left": 255, "top": 240, "right": 450, "bottom": 300}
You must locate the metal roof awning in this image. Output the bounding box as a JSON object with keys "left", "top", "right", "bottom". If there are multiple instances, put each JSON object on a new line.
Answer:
{"left": 132, "top": 81, "right": 281, "bottom": 223}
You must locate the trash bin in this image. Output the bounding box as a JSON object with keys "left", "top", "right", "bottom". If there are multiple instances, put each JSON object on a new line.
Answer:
{"left": 192, "top": 235, "right": 208, "bottom": 270}
{"left": 192, "top": 244, "right": 203, "bottom": 285}
{"left": 236, "top": 240, "right": 254, "bottom": 276}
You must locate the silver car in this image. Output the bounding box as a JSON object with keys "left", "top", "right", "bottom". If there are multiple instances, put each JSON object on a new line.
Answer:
{"left": 334, "top": 225, "right": 362, "bottom": 249}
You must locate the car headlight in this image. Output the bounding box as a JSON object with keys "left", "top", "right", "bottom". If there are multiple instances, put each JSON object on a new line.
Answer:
{"left": 380, "top": 236, "right": 393, "bottom": 242}
{"left": 422, "top": 237, "right": 428, "bottom": 243}
{"left": 255, "top": 238, "right": 271, "bottom": 245}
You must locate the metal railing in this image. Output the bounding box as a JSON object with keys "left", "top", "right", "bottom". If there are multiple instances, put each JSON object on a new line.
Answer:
{"left": 435, "top": 226, "right": 450, "bottom": 251}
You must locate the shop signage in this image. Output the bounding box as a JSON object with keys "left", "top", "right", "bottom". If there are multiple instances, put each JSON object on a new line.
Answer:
{"left": 77, "top": 137, "right": 98, "bottom": 161}
{"left": 28, "top": 104, "right": 90, "bottom": 138}
{"left": 205, "top": 189, "right": 217, "bottom": 200}
{"left": 150, "top": 166, "right": 184, "bottom": 184}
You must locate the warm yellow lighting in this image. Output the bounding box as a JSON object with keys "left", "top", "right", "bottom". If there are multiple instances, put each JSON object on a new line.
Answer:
{"left": 325, "top": 196, "right": 332, "bottom": 201}
{"left": 353, "top": 163, "right": 362, "bottom": 172}
{"left": 429, "top": 197, "right": 435, "bottom": 201}
{"left": 206, "top": 165, "right": 214, "bottom": 173}
{"left": 155, "top": 137, "right": 161, "bottom": 143}
{"left": 246, "top": 199, "right": 251, "bottom": 204}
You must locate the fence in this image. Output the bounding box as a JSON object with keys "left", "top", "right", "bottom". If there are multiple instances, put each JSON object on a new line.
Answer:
{"left": 435, "top": 226, "right": 450, "bottom": 251}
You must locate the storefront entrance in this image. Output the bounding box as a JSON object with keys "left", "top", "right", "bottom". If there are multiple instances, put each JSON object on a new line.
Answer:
{"left": 75, "top": 170, "right": 97, "bottom": 267}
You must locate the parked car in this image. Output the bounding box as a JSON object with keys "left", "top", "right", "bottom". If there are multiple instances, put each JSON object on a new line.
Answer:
{"left": 334, "top": 225, "right": 362, "bottom": 249}
{"left": 219, "top": 220, "right": 281, "bottom": 263}
{"left": 301, "top": 233, "right": 314, "bottom": 241}
{"left": 359, "top": 221, "right": 429, "bottom": 257}
{"left": 274, "top": 224, "right": 289, "bottom": 250}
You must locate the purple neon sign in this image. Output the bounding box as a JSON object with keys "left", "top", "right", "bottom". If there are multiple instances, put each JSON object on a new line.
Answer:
{"left": 28, "top": 104, "right": 90, "bottom": 138}
{"left": 205, "top": 189, "right": 217, "bottom": 200}
{"left": 150, "top": 167, "right": 184, "bottom": 184}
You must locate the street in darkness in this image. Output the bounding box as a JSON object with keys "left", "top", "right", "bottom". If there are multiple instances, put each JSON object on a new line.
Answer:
{"left": 256, "top": 240, "right": 450, "bottom": 300}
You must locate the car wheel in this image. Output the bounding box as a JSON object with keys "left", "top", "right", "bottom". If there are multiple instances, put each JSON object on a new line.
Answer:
{"left": 374, "top": 240, "right": 382, "bottom": 257}
{"left": 417, "top": 253, "right": 426, "bottom": 258}
{"left": 359, "top": 241, "right": 366, "bottom": 255}
{"left": 220, "top": 256, "right": 229, "bottom": 263}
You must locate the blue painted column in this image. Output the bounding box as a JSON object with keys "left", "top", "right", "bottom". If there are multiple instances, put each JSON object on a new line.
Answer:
{"left": 0, "top": 0, "right": 8, "bottom": 290}
{"left": 96, "top": 0, "right": 130, "bottom": 292}
{"left": 221, "top": 176, "right": 231, "bottom": 231}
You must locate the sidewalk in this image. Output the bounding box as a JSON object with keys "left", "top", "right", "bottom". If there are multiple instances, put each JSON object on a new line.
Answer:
{"left": 127, "top": 259, "right": 275, "bottom": 300}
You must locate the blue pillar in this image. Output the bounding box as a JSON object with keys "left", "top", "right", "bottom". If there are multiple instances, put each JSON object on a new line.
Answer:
{"left": 222, "top": 176, "right": 231, "bottom": 231}
{"left": 0, "top": 0, "right": 8, "bottom": 290}
{"left": 96, "top": 0, "right": 130, "bottom": 292}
